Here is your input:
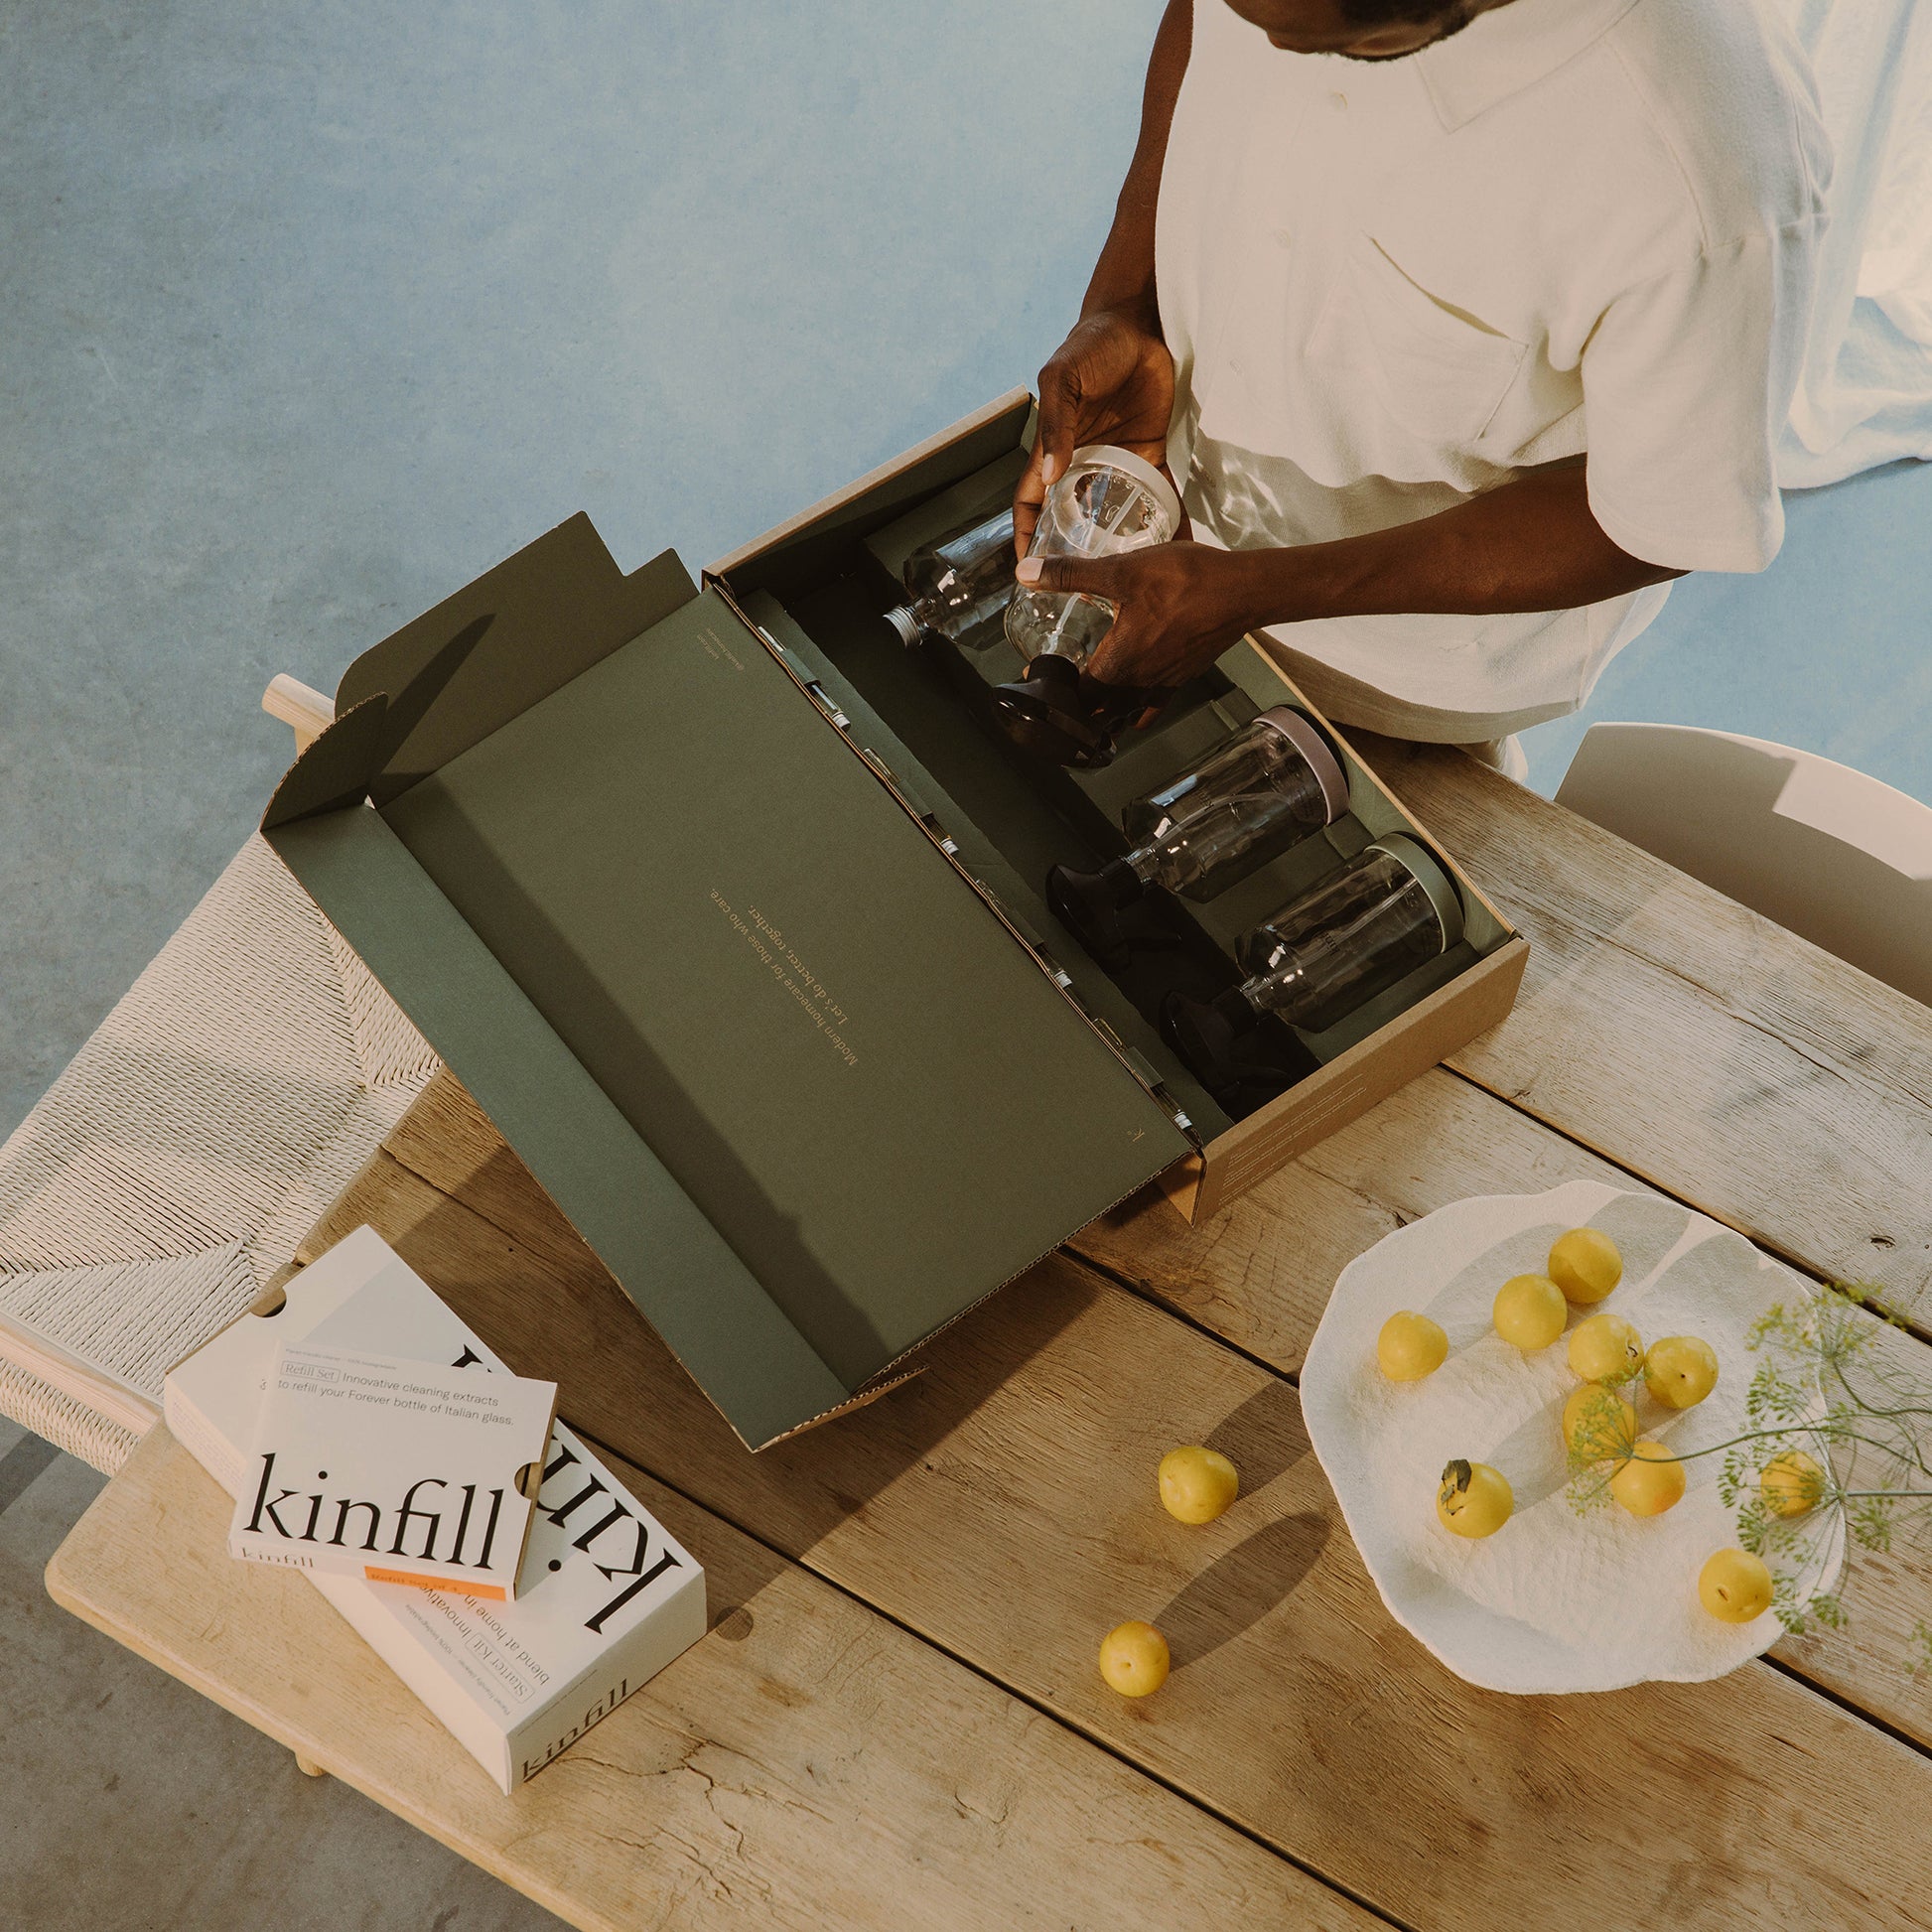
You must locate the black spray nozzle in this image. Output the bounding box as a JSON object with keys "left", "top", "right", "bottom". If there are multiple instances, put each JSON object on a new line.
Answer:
{"left": 1045, "top": 856, "right": 1147, "bottom": 964}
{"left": 1159, "top": 987, "right": 1259, "bottom": 1090}
{"left": 990, "top": 654, "right": 1150, "bottom": 770}
{"left": 1161, "top": 985, "right": 1320, "bottom": 1110}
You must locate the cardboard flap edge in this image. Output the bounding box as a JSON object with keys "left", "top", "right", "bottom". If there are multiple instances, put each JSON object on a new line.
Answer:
{"left": 260, "top": 804, "right": 855, "bottom": 1451}
{"left": 338, "top": 518, "right": 701, "bottom": 798}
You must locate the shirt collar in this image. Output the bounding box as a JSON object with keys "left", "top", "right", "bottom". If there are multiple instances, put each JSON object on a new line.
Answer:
{"left": 1416, "top": 0, "right": 1643, "bottom": 131}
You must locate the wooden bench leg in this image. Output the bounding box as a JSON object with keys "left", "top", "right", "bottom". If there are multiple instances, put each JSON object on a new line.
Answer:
{"left": 295, "top": 1752, "right": 327, "bottom": 1778}
{"left": 262, "top": 674, "right": 336, "bottom": 752}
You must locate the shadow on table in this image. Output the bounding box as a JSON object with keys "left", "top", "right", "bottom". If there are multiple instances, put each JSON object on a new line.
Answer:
{"left": 1205, "top": 1378, "right": 1312, "bottom": 1497}
{"left": 1158, "top": 1509, "right": 1330, "bottom": 1672}
{"left": 321, "top": 1147, "right": 1100, "bottom": 1568}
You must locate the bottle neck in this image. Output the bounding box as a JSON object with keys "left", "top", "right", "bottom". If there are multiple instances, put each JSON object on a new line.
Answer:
{"left": 1231, "top": 973, "right": 1272, "bottom": 1020}
{"left": 1237, "top": 954, "right": 1312, "bottom": 1028}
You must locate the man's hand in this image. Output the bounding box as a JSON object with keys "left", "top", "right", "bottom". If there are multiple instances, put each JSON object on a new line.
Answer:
{"left": 1015, "top": 541, "right": 1258, "bottom": 692}
{"left": 1016, "top": 459, "right": 1685, "bottom": 708}
{"left": 1014, "top": 311, "right": 1177, "bottom": 560}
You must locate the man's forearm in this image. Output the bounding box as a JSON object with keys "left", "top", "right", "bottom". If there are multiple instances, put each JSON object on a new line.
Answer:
{"left": 1081, "top": 0, "right": 1191, "bottom": 331}
{"left": 1227, "top": 461, "right": 1684, "bottom": 624}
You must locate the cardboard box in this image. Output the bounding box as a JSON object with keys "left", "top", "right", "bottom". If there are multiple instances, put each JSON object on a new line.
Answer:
{"left": 708, "top": 391, "right": 1527, "bottom": 1224}
{"left": 229, "top": 1341, "right": 556, "bottom": 1599}
{"left": 167, "top": 1226, "right": 707, "bottom": 1793}
{"left": 259, "top": 391, "right": 1524, "bottom": 1449}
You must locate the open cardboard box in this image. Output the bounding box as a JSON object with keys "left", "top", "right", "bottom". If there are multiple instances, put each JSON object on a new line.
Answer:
{"left": 262, "top": 389, "right": 1525, "bottom": 1450}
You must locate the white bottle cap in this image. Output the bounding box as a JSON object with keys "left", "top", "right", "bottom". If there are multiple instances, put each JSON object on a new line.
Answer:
{"left": 1367, "top": 834, "right": 1465, "bottom": 952}
{"left": 885, "top": 604, "right": 922, "bottom": 647}
{"left": 1257, "top": 707, "right": 1350, "bottom": 823}
{"left": 1066, "top": 444, "right": 1183, "bottom": 535}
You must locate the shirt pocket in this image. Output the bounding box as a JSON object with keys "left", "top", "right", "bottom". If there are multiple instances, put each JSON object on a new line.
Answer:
{"left": 1342, "top": 234, "right": 1528, "bottom": 448}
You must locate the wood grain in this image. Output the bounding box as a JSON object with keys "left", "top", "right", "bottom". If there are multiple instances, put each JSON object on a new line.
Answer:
{"left": 312, "top": 1122, "right": 1932, "bottom": 1932}
{"left": 261, "top": 673, "right": 335, "bottom": 751}
{"left": 50, "top": 1426, "right": 1365, "bottom": 1932}
{"left": 1352, "top": 737, "right": 1932, "bottom": 1313}
{"left": 1070, "top": 1065, "right": 1932, "bottom": 1750}
{"left": 377, "top": 1064, "right": 1932, "bottom": 1756}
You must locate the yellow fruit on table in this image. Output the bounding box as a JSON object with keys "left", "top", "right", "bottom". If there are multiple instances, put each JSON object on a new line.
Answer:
{"left": 1699, "top": 1548, "right": 1774, "bottom": 1623}
{"left": 1493, "top": 1274, "right": 1568, "bottom": 1351}
{"left": 1437, "top": 1459, "right": 1513, "bottom": 1539}
{"left": 1548, "top": 1227, "right": 1623, "bottom": 1305}
{"left": 1562, "top": 1385, "right": 1637, "bottom": 1462}
{"left": 1159, "top": 1445, "right": 1240, "bottom": 1525}
{"left": 1608, "top": 1440, "right": 1686, "bottom": 1517}
{"left": 1760, "top": 1449, "right": 1827, "bottom": 1519}
{"left": 1377, "top": 1311, "right": 1449, "bottom": 1382}
{"left": 1568, "top": 1311, "right": 1643, "bottom": 1384}
{"left": 1098, "top": 1620, "right": 1171, "bottom": 1697}
{"left": 1643, "top": 1335, "right": 1719, "bottom": 1410}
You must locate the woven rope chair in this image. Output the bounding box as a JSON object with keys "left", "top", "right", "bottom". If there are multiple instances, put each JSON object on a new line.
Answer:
{"left": 0, "top": 680, "right": 438, "bottom": 1471}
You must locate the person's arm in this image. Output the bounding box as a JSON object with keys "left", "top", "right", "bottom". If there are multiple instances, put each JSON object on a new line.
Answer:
{"left": 1016, "top": 458, "right": 1686, "bottom": 691}
{"left": 1080, "top": 0, "right": 1190, "bottom": 331}
{"left": 1014, "top": 0, "right": 1192, "bottom": 557}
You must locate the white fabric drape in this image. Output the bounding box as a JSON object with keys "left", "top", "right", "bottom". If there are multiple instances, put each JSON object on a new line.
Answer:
{"left": 1775, "top": 0, "right": 1932, "bottom": 485}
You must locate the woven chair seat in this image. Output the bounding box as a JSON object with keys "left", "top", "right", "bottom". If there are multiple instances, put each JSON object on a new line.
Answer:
{"left": 0, "top": 836, "right": 437, "bottom": 1470}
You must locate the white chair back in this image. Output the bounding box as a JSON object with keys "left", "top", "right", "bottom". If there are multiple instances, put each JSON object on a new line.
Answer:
{"left": 1556, "top": 723, "right": 1932, "bottom": 1009}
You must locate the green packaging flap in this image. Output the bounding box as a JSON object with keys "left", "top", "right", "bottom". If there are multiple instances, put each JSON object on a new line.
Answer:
{"left": 379, "top": 587, "right": 1189, "bottom": 1390}
{"left": 337, "top": 514, "right": 699, "bottom": 803}
{"left": 267, "top": 800, "right": 851, "bottom": 1450}
{"left": 265, "top": 522, "right": 1188, "bottom": 1447}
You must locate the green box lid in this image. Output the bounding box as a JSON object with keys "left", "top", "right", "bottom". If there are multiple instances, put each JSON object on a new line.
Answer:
{"left": 263, "top": 514, "right": 1189, "bottom": 1449}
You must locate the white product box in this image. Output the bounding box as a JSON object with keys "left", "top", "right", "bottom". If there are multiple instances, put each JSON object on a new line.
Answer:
{"left": 168, "top": 1225, "right": 707, "bottom": 1791}
{"left": 230, "top": 1342, "right": 556, "bottom": 1599}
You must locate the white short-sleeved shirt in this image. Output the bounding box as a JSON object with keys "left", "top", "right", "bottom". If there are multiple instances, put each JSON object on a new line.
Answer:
{"left": 1155, "top": 0, "right": 1829, "bottom": 742}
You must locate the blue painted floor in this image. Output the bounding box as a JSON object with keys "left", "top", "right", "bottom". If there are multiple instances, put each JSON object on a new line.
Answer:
{"left": 1521, "top": 458, "right": 1932, "bottom": 801}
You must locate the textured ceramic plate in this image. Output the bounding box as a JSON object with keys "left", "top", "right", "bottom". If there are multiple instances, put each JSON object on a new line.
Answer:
{"left": 1301, "top": 1180, "right": 1841, "bottom": 1694}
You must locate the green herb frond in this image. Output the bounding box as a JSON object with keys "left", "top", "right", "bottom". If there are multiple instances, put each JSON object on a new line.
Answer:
{"left": 1565, "top": 1277, "right": 1932, "bottom": 1669}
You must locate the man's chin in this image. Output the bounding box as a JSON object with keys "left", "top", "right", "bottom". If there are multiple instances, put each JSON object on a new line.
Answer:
{"left": 1270, "top": 3, "right": 1481, "bottom": 62}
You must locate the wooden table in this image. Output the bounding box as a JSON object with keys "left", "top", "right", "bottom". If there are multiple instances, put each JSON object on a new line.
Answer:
{"left": 48, "top": 740, "right": 1932, "bottom": 1931}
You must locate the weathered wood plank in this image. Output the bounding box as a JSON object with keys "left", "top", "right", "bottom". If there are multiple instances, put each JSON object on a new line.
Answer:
{"left": 378, "top": 1065, "right": 1932, "bottom": 1755}
{"left": 1069, "top": 1065, "right": 1932, "bottom": 1748}
{"left": 336, "top": 1067, "right": 610, "bottom": 1293}
{"left": 314, "top": 1129, "right": 1932, "bottom": 1932}
{"left": 1353, "top": 737, "right": 1932, "bottom": 1311}
{"left": 49, "top": 1427, "right": 1363, "bottom": 1932}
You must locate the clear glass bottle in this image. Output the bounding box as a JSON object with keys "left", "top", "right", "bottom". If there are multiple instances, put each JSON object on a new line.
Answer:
{"left": 1233, "top": 835, "right": 1462, "bottom": 1033}
{"left": 1120, "top": 709, "right": 1347, "bottom": 899}
{"left": 992, "top": 445, "right": 1183, "bottom": 768}
{"left": 1045, "top": 709, "right": 1348, "bottom": 957}
{"left": 1160, "top": 836, "right": 1463, "bottom": 1090}
{"left": 1005, "top": 446, "right": 1181, "bottom": 665}
{"left": 884, "top": 507, "right": 1017, "bottom": 647}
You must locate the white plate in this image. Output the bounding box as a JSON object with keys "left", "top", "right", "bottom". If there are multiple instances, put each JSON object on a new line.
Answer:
{"left": 1300, "top": 1180, "right": 1842, "bottom": 1693}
